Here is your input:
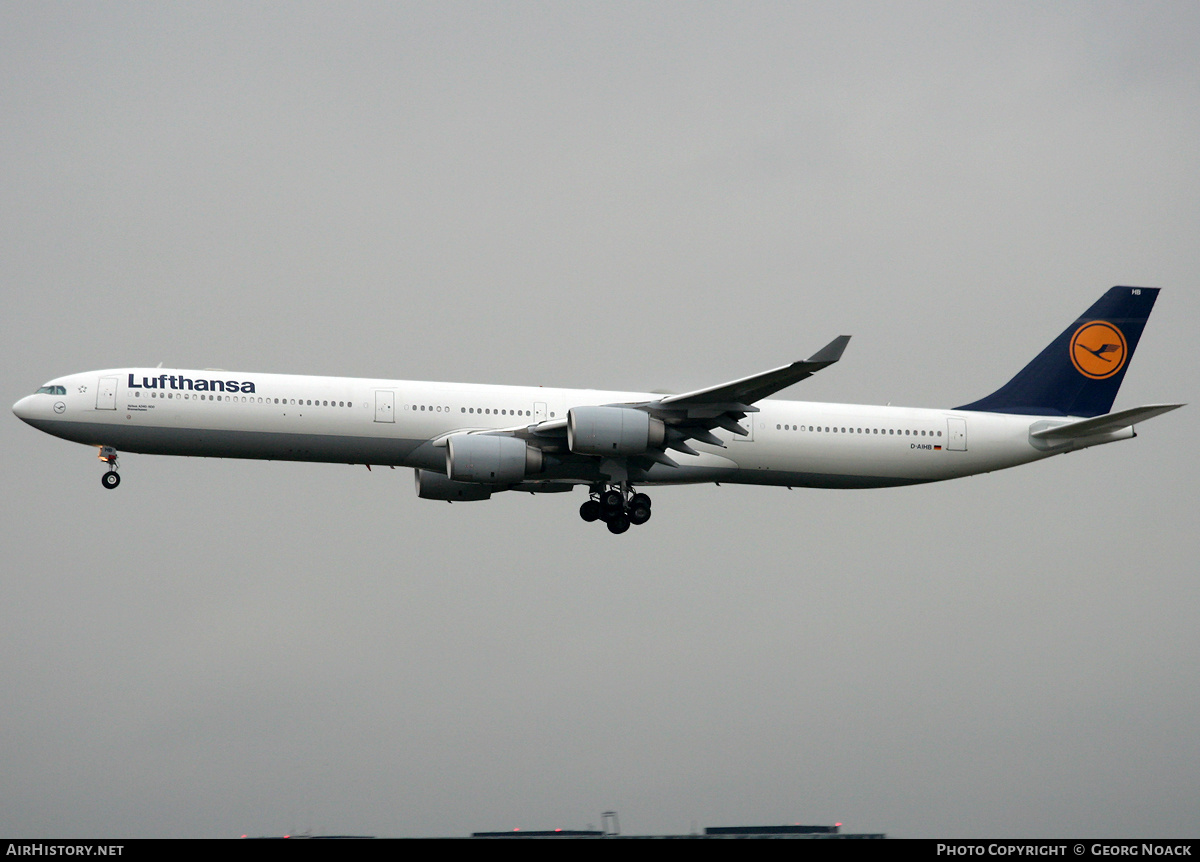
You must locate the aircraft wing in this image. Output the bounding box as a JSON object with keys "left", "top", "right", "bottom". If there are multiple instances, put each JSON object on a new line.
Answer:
{"left": 653, "top": 335, "right": 851, "bottom": 414}
{"left": 472, "top": 338, "right": 849, "bottom": 475}
{"left": 496, "top": 336, "right": 850, "bottom": 470}
{"left": 623, "top": 335, "right": 851, "bottom": 456}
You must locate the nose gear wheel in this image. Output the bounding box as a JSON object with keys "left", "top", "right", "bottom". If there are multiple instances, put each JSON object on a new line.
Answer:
{"left": 99, "top": 446, "right": 121, "bottom": 490}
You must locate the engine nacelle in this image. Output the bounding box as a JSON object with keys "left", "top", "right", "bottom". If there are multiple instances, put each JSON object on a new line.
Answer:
{"left": 446, "top": 434, "right": 543, "bottom": 485}
{"left": 414, "top": 469, "right": 494, "bottom": 501}
{"left": 567, "top": 406, "right": 665, "bottom": 456}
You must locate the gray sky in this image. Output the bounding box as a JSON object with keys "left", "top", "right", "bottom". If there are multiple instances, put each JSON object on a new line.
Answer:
{"left": 3, "top": 1, "right": 1197, "bottom": 839}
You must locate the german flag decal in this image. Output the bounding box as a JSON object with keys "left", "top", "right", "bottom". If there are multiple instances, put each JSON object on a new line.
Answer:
{"left": 1069, "top": 320, "right": 1128, "bottom": 380}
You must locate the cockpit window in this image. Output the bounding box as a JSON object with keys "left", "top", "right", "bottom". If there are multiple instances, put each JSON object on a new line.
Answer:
{"left": 36, "top": 385, "right": 66, "bottom": 395}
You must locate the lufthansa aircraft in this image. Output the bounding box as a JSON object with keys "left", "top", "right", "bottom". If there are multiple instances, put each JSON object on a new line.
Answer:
{"left": 13, "top": 287, "right": 1182, "bottom": 533}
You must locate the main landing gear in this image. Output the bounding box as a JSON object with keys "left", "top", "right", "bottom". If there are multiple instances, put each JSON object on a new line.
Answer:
{"left": 99, "top": 446, "right": 120, "bottom": 489}
{"left": 579, "top": 485, "right": 652, "bottom": 534}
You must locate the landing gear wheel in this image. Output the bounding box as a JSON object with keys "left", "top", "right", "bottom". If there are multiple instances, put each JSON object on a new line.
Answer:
{"left": 579, "top": 500, "right": 601, "bottom": 522}
{"left": 628, "top": 503, "right": 651, "bottom": 525}
{"left": 630, "top": 492, "right": 651, "bottom": 509}
{"left": 101, "top": 471, "right": 120, "bottom": 489}
{"left": 607, "top": 513, "right": 631, "bottom": 534}
{"left": 600, "top": 489, "right": 625, "bottom": 513}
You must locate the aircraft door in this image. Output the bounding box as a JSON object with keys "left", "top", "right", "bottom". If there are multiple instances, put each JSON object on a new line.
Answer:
{"left": 374, "top": 390, "right": 395, "bottom": 423}
{"left": 97, "top": 376, "right": 118, "bottom": 410}
{"left": 947, "top": 417, "right": 967, "bottom": 451}
{"left": 534, "top": 401, "right": 547, "bottom": 423}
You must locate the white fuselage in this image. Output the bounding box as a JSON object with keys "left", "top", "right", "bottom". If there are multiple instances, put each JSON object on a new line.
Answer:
{"left": 12, "top": 367, "right": 1130, "bottom": 491}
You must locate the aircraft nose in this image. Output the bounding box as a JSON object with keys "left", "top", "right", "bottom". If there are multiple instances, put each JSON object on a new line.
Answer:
{"left": 13, "top": 394, "right": 36, "bottom": 422}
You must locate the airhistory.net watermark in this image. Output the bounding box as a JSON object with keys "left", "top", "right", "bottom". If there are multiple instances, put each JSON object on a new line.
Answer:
{"left": 6, "top": 846, "right": 123, "bottom": 856}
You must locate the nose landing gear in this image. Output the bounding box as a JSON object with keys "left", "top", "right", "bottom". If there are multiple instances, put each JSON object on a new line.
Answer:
{"left": 579, "top": 485, "right": 652, "bottom": 534}
{"left": 99, "top": 447, "right": 120, "bottom": 489}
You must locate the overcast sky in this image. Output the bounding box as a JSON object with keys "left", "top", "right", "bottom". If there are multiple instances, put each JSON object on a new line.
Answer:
{"left": 2, "top": 1, "right": 1197, "bottom": 839}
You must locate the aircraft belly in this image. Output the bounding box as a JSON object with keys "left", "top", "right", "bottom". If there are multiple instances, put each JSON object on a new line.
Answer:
{"left": 706, "top": 429, "right": 1044, "bottom": 488}
{"left": 731, "top": 439, "right": 946, "bottom": 484}
{"left": 21, "top": 417, "right": 424, "bottom": 465}
{"left": 731, "top": 469, "right": 926, "bottom": 489}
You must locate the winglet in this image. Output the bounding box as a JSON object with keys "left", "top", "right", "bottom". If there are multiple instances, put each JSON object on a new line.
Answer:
{"left": 807, "top": 335, "right": 851, "bottom": 365}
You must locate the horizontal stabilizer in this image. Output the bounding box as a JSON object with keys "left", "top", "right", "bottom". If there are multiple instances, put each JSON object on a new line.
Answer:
{"left": 1029, "top": 403, "right": 1183, "bottom": 440}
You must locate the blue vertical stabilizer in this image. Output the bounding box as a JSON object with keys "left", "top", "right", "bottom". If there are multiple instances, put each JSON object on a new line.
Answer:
{"left": 955, "top": 287, "right": 1160, "bottom": 417}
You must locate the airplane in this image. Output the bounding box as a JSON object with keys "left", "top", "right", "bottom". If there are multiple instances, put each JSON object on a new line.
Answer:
{"left": 12, "top": 286, "right": 1182, "bottom": 534}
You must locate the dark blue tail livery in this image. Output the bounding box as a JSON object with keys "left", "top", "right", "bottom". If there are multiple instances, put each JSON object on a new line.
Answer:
{"left": 955, "top": 286, "right": 1160, "bottom": 417}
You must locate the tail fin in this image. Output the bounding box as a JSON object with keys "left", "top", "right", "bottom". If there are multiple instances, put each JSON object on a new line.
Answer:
{"left": 955, "top": 286, "right": 1160, "bottom": 417}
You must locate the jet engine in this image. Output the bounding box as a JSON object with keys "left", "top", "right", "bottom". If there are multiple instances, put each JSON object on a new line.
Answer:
{"left": 414, "top": 469, "right": 494, "bottom": 501}
{"left": 445, "top": 434, "right": 543, "bottom": 485}
{"left": 567, "top": 406, "right": 665, "bottom": 456}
